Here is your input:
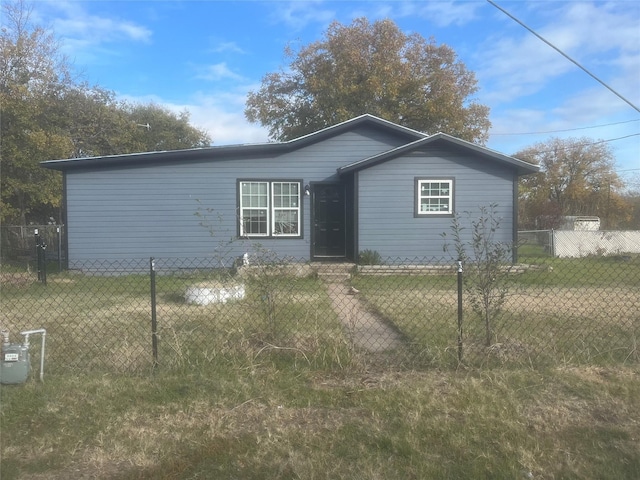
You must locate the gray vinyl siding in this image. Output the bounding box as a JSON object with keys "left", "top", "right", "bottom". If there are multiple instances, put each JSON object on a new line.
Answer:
{"left": 65, "top": 127, "right": 405, "bottom": 265}
{"left": 356, "top": 147, "right": 517, "bottom": 261}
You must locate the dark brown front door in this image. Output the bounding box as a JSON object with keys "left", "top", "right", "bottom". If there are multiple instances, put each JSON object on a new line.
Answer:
{"left": 312, "top": 183, "right": 346, "bottom": 258}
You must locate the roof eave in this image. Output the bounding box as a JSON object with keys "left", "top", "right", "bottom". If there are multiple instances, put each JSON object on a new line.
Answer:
{"left": 40, "top": 142, "right": 284, "bottom": 171}
{"left": 41, "top": 114, "right": 429, "bottom": 172}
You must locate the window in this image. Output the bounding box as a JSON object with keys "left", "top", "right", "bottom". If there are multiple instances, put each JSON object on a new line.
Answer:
{"left": 240, "top": 181, "right": 269, "bottom": 236}
{"left": 239, "top": 180, "right": 301, "bottom": 237}
{"left": 415, "top": 178, "right": 454, "bottom": 216}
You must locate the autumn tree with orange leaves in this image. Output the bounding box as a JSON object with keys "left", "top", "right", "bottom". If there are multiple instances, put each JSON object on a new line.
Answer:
{"left": 515, "top": 137, "right": 631, "bottom": 229}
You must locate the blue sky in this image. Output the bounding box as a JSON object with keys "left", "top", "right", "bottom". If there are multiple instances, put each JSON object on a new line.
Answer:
{"left": 30, "top": 0, "right": 639, "bottom": 182}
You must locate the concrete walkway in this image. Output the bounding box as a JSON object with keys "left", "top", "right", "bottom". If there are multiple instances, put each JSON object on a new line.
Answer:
{"left": 317, "top": 266, "right": 404, "bottom": 353}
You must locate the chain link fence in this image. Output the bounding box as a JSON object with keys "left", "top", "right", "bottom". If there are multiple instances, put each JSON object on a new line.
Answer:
{"left": 0, "top": 225, "right": 66, "bottom": 271}
{"left": 1, "top": 247, "right": 639, "bottom": 376}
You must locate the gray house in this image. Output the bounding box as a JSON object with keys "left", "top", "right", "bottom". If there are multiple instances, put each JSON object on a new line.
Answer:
{"left": 41, "top": 114, "right": 538, "bottom": 268}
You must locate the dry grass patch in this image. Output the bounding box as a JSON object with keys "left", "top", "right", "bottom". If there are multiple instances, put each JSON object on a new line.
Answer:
{"left": 0, "top": 272, "right": 35, "bottom": 288}
{"left": 2, "top": 365, "right": 639, "bottom": 479}
{"left": 350, "top": 280, "right": 639, "bottom": 367}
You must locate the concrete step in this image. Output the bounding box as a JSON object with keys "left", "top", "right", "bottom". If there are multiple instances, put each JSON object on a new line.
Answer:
{"left": 312, "top": 262, "right": 355, "bottom": 281}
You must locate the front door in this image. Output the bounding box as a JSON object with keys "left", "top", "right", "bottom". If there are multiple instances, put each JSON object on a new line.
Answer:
{"left": 312, "top": 183, "right": 346, "bottom": 258}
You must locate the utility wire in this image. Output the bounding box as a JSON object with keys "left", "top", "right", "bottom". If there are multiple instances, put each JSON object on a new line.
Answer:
{"left": 511, "top": 133, "right": 640, "bottom": 155}
{"left": 487, "top": 0, "right": 640, "bottom": 113}
{"left": 529, "top": 133, "right": 640, "bottom": 151}
{"left": 492, "top": 119, "right": 640, "bottom": 136}
{"left": 578, "top": 133, "right": 640, "bottom": 144}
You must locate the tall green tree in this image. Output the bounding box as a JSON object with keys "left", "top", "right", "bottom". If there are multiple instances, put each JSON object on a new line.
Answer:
{"left": 245, "top": 18, "right": 490, "bottom": 143}
{"left": 514, "top": 137, "right": 630, "bottom": 229}
{"left": 54, "top": 85, "right": 130, "bottom": 159}
{"left": 58, "top": 90, "right": 211, "bottom": 158}
{"left": 1, "top": 0, "right": 212, "bottom": 225}
{"left": 121, "top": 103, "right": 211, "bottom": 153}
{"left": 0, "top": 0, "right": 72, "bottom": 224}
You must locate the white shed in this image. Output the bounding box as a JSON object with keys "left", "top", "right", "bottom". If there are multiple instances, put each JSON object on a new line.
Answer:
{"left": 559, "top": 216, "right": 600, "bottom": 231}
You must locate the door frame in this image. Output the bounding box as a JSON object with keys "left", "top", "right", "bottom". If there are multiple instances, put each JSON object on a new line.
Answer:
{"left": 310, "top": 181, "right": 348, "bottom": 260}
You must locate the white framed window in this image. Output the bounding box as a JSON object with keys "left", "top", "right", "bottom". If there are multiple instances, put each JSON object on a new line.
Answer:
{"left": 272, "top": 182, "right": 300, "bottom": 236}
{"left": 240, "top": 181, "right": 269, "bottom": 236}
{"left": 239, "top": 180, "right": 301, "bottom": 237}
{"left": 415, "top": 178, "right": 454, "bottom": 216}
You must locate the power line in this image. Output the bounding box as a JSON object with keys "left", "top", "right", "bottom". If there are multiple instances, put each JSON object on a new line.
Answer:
{"left": 515, "top": 133, "right": 640, "bottom": 155}
{"left": 487, "top": 0, "right": 640, "bottom": 113}
{"left": 563, "top": 133, "right": 639, "bottom": 147}
{"left": 492, "top": 119, "right": 640, "bottom": 136}
{"left": 576, "top": 133, "right": 640, "bottom": 145}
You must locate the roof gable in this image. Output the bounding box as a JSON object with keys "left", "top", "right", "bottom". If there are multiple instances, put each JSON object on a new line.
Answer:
{"left": 338, "top": 132, "right": 539, "bottom": 176}
{"left": 286, "top": 114, "right": 427, "bottom": 145}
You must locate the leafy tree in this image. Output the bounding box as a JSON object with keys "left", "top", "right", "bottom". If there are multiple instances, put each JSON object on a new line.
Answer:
{"left": 1, "top": 0, "right": 212, "bottom": 225}
{"left": 620, "top": 175, "right": 640, "bottom": 229}
{"left": 245, "top": 18, "right": 490, "bottom": 143}
{"left": 53, "top": 86, "right": 127, "bottom": 158}
{"left": 514, "top": 137, "right": 631, "bottom": 229}
{"left": 0, "top": 0, "right": 72, "bottom": 224}
{"left": 621, "top": 193, "right": 640, "bottom": 229}
{"left": 58, "top": 91, "right": 211, "bottom": 158}
{"left": 121, "top": 103, "right": 211, "bottom": 153}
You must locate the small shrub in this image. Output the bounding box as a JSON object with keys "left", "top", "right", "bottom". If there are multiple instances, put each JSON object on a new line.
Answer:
{"left": 358, "top": 249, "right": 382, "bottom": 265}
{"left": 443, "top": 204, "right": 515, "bottom": 348}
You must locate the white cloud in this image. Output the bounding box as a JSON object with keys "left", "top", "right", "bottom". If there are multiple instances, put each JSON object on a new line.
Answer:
{"left": 348, "top": 1, "right": 481, "bottom": 27}
{"left": 54, "top": 16, "right": 152, "bottom": 43}
{"left": 49, "top": 2, "right": 153, "bottom": 43}
{"left": 195, "top": 63, "right": 246, "bottom": 82}
{"left": 481, "top": 2, "right": 639, "bottom": 100}
{"left": 561, "top": 2, "right": 640, "bottom": 57}
{"left": 211, "top": 41, "right": 246, "bottom": 54}
{"left": 478, "top": 36, "right": 571, "bottom": 104}
{"left": 399, "top": 0, "right": 481, "bottom": 27}
{"left": 269, "top": 1, "right": 336, "bottom": 31}
{"left": 116, "top": 22, "right": 152, "bottom": 42}
{"left": 33, "top": 0, "right": 152, "bottom": 63}
{"left": 121, "top": 88, "right": 269, "bottom": 146}
{"left": 179, "top": 91, "right": 270, "bottom": 145}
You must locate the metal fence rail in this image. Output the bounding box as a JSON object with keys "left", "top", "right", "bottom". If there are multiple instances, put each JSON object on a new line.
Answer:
{"left": 1, "top": 253, "right": 638, "bottom": 375}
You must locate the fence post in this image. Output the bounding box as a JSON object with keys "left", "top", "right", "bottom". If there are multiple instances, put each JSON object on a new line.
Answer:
{"left": 41, "top": 243, "right": 47, "bottom": 285}
{"left": 150, "top": 257, "right": 159, "bottom": 371}
{"left": 34, "top": 229, "right": 46, "bottom": 285}
{"left": 35, "top": 229, "right": 41, "bottom": 280}
{"left": 457, "top": 259, "right": 463, "bottom": 363}
{"left": 56, "top": 226, "right": 62, "bottom": 273}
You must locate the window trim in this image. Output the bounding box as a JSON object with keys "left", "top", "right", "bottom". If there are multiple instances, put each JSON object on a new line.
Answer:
{"left": 237, "top": 179, "right": 303, "bottom": 238}
{"left": 414, "top": 177, "right": 455, "bottom": 217}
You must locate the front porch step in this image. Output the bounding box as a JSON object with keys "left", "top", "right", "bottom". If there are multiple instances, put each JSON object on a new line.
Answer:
{"left": 317, "top": 272, "right": 351, "bottom": 281}
{"left": 312, "top": 262, "right": 355, "bottom": 282}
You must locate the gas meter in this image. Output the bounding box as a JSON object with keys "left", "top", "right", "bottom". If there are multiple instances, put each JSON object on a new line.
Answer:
{"left": 0, "top": 329, "right": 47, "bottom": 385}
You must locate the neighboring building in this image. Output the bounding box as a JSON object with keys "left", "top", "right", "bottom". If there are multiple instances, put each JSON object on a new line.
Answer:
{"left": 41, "top": 114, "right": 539, "bottom": 268}
{"left": 558, "top": 216, "right": 601, "bottom": 231}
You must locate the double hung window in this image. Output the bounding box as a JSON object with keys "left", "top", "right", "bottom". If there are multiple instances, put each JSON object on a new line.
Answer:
{"left": 239, "top": 180, "right": 301, "bottom": 237}
{"left": 416, "top": 178, "right": 454, "bottom": 215}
